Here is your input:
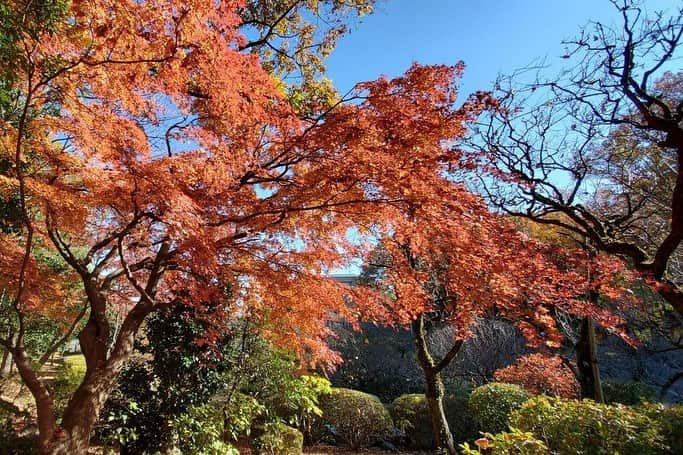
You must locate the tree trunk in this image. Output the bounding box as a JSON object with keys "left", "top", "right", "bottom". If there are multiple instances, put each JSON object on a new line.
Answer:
{"left": 412, "top": 315, "right": 457, "bottom": 455}
{"left": 11, "top": 345, "right": 57, "bottom": 453}
{"left": 575, "top": 318, "right": 603, "bottom": 402}
{"left": 423, "top": 368, "right": 456, "bottom": 455}
{"left": 48, "top": 303, "right": 152, "bottom": 454}
{"left": 1, "top": 332, "right": 17, "bottom": 375}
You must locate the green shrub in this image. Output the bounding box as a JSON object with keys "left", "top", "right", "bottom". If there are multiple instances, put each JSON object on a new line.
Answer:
{"left": 638, "top": 403, "right": 683, "bottom": 455}
{"left": 391, "top": 394, "right": 432, "bottom": 448}
{"left": 255, "top": 421, "right": 303, "bottom": 455}
{"left": 511, "top": 396, "right": 667, "bottom": 455}
{"left": 318, "top": 388, "right": 393, "bottom": 449}
{"left": 237, "top": 343, "right": 332, "bottom": 439}
{"left": 221, "top": 392, "right": 265, "bottom": 441}
{"left": 460, "top": 428, "right": 549, "bottom": 454}
{"left": 468, "top": 383, "right": 530, "bottom": 434}
{"left": 171, "top": 403, "right": 237, "bottom": 455}
{"left": 602, "top": 380, "right": 655, "bottom": 405}
{"left": 391, "top": 393, "right": 478, "bottom": 448}
{"left": 267, "top": 374, "right": 331, "bottom": 439}
{"left": 445, "top": 394, "right": 479, "bottom": 444}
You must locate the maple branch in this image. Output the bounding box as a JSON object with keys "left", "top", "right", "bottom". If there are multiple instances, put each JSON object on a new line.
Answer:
{"left": 86, "top": 211, "right": 148, "bottom": 267}
{"left": 101, "top": 257, "right": 154, "bottom": 288}
{"left": 213, "top": 197, "right": 407, "bottom": 226}
{"left": 38, "top": 302, "right": 88, "bottom": 366}
{"left": 239, "top": 1, "right": 299, "bottom": 51}
{"left": 434, "top": 339, "right": 464, "bottom": 373}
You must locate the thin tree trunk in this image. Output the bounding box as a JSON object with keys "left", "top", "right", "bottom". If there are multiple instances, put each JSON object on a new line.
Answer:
{"left": 1, "top": 332, "right": 17, "bottom": 375}
{"left": 412, "top": 315, "right": 457, "bottom": 455}
{"left": 575, "top": 318, "right": 603, "bottom": 402}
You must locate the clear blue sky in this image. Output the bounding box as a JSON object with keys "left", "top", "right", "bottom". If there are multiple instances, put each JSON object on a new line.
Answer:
{"left": 326, "top": 0, "right": 678, "bottom": 97}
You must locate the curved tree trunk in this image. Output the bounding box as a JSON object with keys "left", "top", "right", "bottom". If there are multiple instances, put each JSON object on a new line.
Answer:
{"left": 11, "top": 345, "right": 57, "bottom": 453}
{"left": 48, "top": 303, "right": 153, "bottom": 454}
{"left": 412, "top": 315, "right": 458, "bottom": 455}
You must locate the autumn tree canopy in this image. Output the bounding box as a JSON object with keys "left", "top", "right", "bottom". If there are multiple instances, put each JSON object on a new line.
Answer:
{"left": 0, "top": 0, "right": 517, "bottom": 452}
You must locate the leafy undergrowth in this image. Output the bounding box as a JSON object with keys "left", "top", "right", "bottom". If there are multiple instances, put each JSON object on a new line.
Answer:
{"left": 303, "top": 445, "right": 431, "bottom": 454}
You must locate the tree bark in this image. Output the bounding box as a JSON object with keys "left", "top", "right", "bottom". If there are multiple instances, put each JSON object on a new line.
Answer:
{"left": 1, "top": 332, "right": 17, "bottom": 376}
{"left": 49, "top": 303, "right": 152, "bottom": 454}
{"left": 11, "top": 345, "right": 57, "bottom": 453}
{"left": 412, "top": 315, "right": 457, "bottom": 455}
{"left": 575, "top": 318, "right": 604, "bottom": 403}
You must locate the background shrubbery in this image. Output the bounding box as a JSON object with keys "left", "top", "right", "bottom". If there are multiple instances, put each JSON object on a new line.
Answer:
{"left": 390, "top": 392, "right": 478, "bottom": 448}
{"left": 468, "top": 383, "right": 531, "bottom": 434}
{"left": 317, "top": 387, "right": 394, "bottom": 449}
{"left": 510, "top": 396, "right": 667, "bottom": 455}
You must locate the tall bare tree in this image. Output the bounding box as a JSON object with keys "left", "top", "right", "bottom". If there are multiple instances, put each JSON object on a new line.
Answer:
{"left": 470, "top": 0, "right": 683, "bottom": 315}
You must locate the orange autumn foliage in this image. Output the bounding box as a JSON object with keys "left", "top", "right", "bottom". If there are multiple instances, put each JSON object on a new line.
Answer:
{"left": 494, "top": 353, "right": 581, "bottom": 399}
{"left": 0, "top": 1, "right": 635, "bottom": 452}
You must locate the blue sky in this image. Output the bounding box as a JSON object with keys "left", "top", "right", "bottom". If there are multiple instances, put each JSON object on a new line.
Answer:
{"left": 325, "top": 0, "right": 678, "bottom": 97}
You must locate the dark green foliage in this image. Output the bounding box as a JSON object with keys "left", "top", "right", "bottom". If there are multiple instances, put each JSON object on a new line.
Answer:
{"left": 317, "top": 387, "right": 393, "bottom": 449}
{"left": 254, "top": 421, "right": 304, "bottom": 455}
{"left": 445, "top": 394, "right": 480, "bottom": 445}
{"left": 468, "top": 383, "right": 530, "bottom": 434}
{"left": 98, "top": 304, "right": 240, "bottom": 453}
{"left": 511, "top": 396, "right": 667, "bottom": 455}
{"left": 602, "top": 380, "right": 655, "bottom": 405}
{"left": 390, "top": 393, "right": 478, "bottom": 449}
{"left": 390, "top": 394, "right": 433, "bottom": 448}
{"left": 0, "top": 0, "right": 68, "bottom": 120}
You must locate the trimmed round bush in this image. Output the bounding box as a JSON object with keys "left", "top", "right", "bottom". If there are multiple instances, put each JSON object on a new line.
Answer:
{"left": 445, "top": 394, "right": 480, "bottom": 444}
{"left": 391, "top": 393, "right": 478, "bottom": 448}
{"left": 511, "top": 396, "right": 666, "bottom": 455}
{"left": 255, "top": 422, "right": 303, "bottom": 455}
{"left": 602, "top": 380, "right": 655, "bottom": 405}
{"left": 468, "top": 383, "right": 530, "bottom": 434}
{"left": 318, "top": 388, "right": 393, "bottom": 449}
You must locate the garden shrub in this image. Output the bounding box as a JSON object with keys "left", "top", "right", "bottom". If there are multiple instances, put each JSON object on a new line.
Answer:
{"left": 460, "top": 428, "right": 549, "bottom": 454}
{"left": 638, "top": 403, "right": 683, "bottom": 455}
{"left": 468, "top": 383, "right": 530, "bottom": 434}
{"left": 602, "top": 380, "right": 655, "bottom": 405}
{"left": 391, "top": 393, "right": 477, "bottom": 448}
{"left": 391, "top": 394, "right": 432, "bottom": 448}
{"left": 318, "top": 387, "right": 393, "bottom": 449}
{"left": 254, "top": 421, "right": 303, "bottom": 455}
{"left": 511, "top": 396, "right": 667, "bottom": 454}
{"left": 493, "top": 354, "right": 579, "bottom": 398}
{"left": 444, "top": 393, "right": 479, "bottom": 444}
{"left": 237, "top": 342, "right": 332, "bottom": 440}
{"left": 171, "top": 403, "right": 239, "bottom": 455}
{"left": 221, "top": 392, "right": 265, "bottom": 441}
